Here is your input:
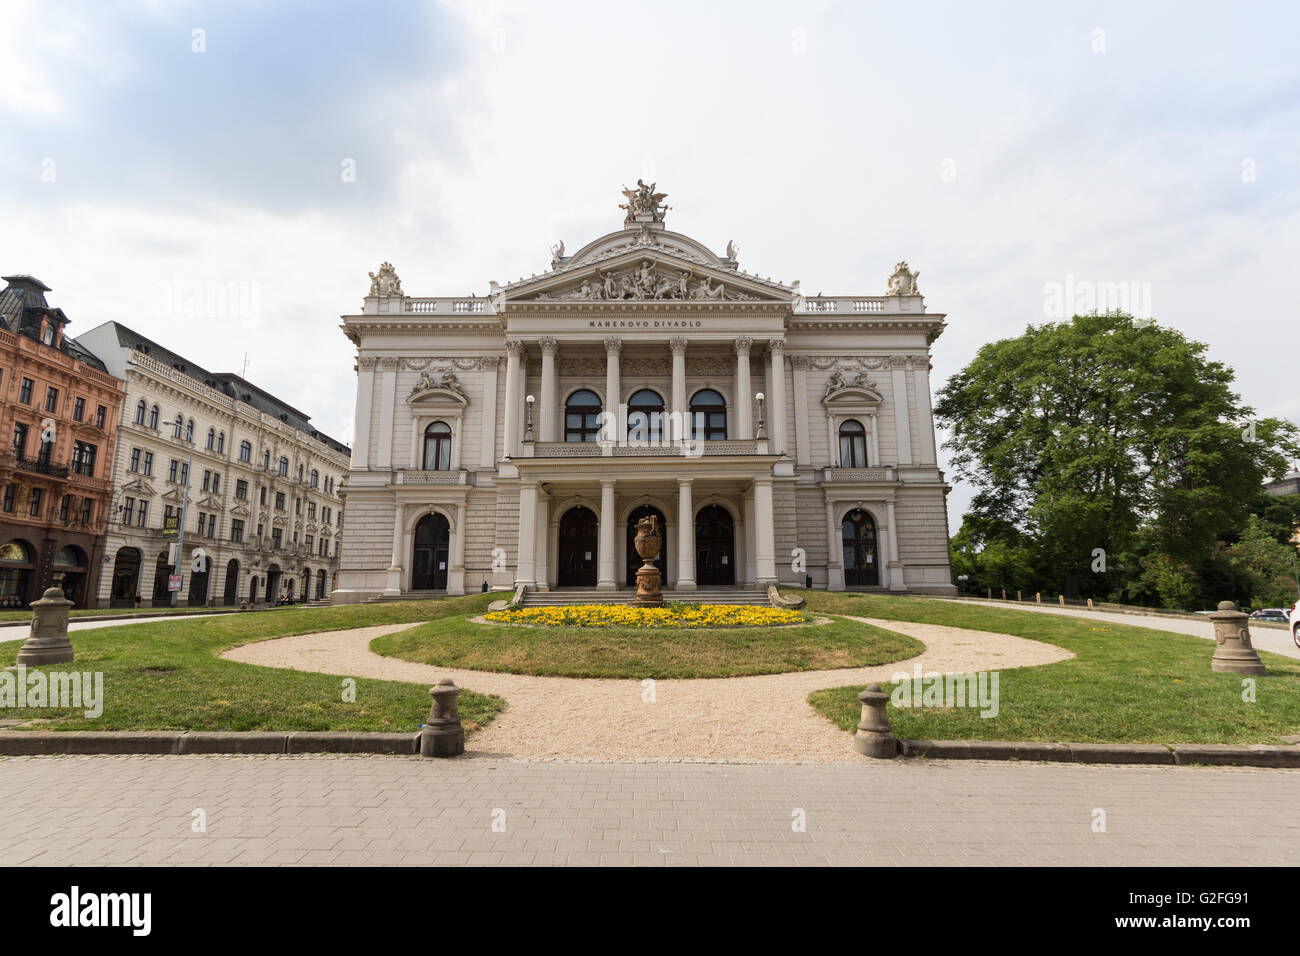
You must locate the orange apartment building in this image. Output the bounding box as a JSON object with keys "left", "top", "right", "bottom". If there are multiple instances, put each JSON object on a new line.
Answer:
{"left": 0, "top": 275, "right": 126, "bottom": 608}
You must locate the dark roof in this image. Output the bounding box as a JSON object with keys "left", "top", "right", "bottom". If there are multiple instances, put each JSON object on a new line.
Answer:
{"left": 0, "top": 275, "right": 109, "bottom": 372}
{"left": 95, "top": 321, "right": 350, "bottom": 456}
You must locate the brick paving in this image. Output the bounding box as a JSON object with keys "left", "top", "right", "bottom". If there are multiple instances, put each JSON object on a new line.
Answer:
{"left": 1, "top": 754, "right": 1296, "bottom": 865}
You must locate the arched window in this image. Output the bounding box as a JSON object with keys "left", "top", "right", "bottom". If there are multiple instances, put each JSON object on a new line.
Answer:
{"left": 206, "top": 427, "right": 215, "bottom": 450}
{"left": 135, "top": 400, "right": 146, "bottom": 425}
{"left": 423, "top": 422, "right": 452, "bottom": 470}
{"left": 690, "top": 389, "right": 727, "bottom": 441}
{"left": 217, "top": 432, "right": 225, "bottom": 454}
{"left": 185, "top": 419, "right": 194, "bottom": 442}
{"left": 263, "top": 450, "right": 270, "bottom": 470}
{"left": 627, "top": 389, "right": 664, "bottom": 443}
{"left": 239, "top": 440, "right": 251, "bottom": 462}
{"left": 173, "top": 414, "right": 184, "bottom": 438}
{"left": 564, "top": 389, "right": 603, "bottom": 443}
{"left": 278, "top": 456, "right": 288, "bottom": 476}
{"left": 297, "top": 464, "right": 304, "bottom": 481}
{"left": 148, "top": 405, "right": 159, "bottom": 429}
{"left": 310, "top": 469, "right": 319, "bottom": 488}
{"left": 839, "top": 419, "right": 867, "bottom": 467}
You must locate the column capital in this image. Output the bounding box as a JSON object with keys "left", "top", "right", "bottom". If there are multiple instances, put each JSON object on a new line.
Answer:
{"left": 538, "top": 336, "right": 559, "bottom": 355}
{"left": 766, "top": 337, "right": 786, "bottom": 354}
{"left": 789, "top": 354, "right": 810, "bottom": 369}
{"left": 733, "top": 335, "right": 753, "bottom": 355}
{"left": 478, "top": 355, "right": 500, "bottom": 370}
{"left": 676, "top": 476, "right": 694, "bottom": 486}
{"left": 600, "top": 477, "right": 617, "bottom": 488}
{"left": 603, "top": 335, "right": 623, "bottom": 354}
{"left": 358, "top": 356, "right": 378, "bottom": 370}
{"left": 669, "top": 335, "right": 689, "bottom": 355}
{"left": 505, "top": 339, "right": 526, "bottom": 357}
{"left": 378, "top": 357, "right": 400, "bottom": 370}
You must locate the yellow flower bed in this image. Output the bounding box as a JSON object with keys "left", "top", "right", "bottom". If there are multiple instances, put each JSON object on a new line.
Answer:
{"left": 484, "top": 603, "right": 804, "bottom": 628}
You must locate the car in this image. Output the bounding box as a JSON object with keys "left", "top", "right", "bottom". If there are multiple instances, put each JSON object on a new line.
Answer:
{"left": 1249, "top": 608, "right": 1290, "bottom": 623}
{"left": 1290, "top": 602, "right": 1300, "bottom": 649}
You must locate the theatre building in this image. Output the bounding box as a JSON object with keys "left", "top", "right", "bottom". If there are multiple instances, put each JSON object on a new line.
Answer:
{"left": 334, "top": 184, "right": 955, "bottom": 602}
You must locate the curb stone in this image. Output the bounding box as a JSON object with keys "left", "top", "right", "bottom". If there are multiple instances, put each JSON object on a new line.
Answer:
{"left": 0, "top": 730, "right": 422, "bottom": 756}
{"left": 896, "top": 739, "right": 1298, "bottom": 767}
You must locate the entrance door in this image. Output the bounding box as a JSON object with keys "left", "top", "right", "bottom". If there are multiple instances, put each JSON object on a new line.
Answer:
{"left": 411, "top": 513, "right": 450, "bottom": 590}
{"left": 626, "top": 505, "right": 667, "bottom": 587}
{"left": 110, "top": 547, "right": 141, "bottom": 608}
{"left": 557, "top": 506, "right": 598, "bottom": 587}
{"left": 694, "top": 505, "right": 735, "bottom": 586}
{"left": 224, "top": 560, "right": 239, "bottom": 605}
{"left": 842, "top": 508, "right": 880, "bottom": 587}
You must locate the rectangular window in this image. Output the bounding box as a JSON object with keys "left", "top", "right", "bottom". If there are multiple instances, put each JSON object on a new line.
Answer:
{"left": 143, "top": 451, "right": 153, "bottom": 476}
{"left": 202, "top": 470, "right": 211, "bottom": 491}
{"left": 211, "top": 473, "right": 220, "bottom": 494}
{"left": 80, "top": 498, "right": 92, "bottom": 523}
{"left": 12, "top": 422, "right": 27, "bottom": 457}
{"left": 295, "top": 497, "right": 301, "bottom": 515}
{"left": 231, "top": 519, "right": 244, "bottom": 543}
{"left": 168, "top": 460, "right": 178, "bottom": 482}
{"left": 70, "top": 441, "right": 97, "bottom": 477}
{"left": 122, "top": 496, "right": 135, "bottom": 525}
{"left": 305, "top": 535, "right": 314, "bottom": 552}
{"left": 2, "top": 485, "right": 13, "bottom": 513}
{"left": 196, "top": 511, "right": 206, "bottom": 535}
{"left": 72, "top": 397, "right": 85, "bottom": 422}
{"left": 29, "top": 488, "right": 42, "bottom": 517}
{"left": 208, "top": 514, "right": 217, "bottom": 537}
{"left": 256, "top": 522, "right": 264, "bottom": 539}
{"left": 60, "top": 494, "right": 71, "bottom": 522}
{"left": 137, "top": 500, "right": 148, "bottom": 527}
{"left": 95, "top": 405, "right": 106, "bottom": 429}
{"left": 44, "top": 386, "right": 58, "bottom": 412}
{"left": 235, "top": 479, "right": 248, "bottom": 500}
{"left": 260, "top": 487, "right": 266, "bottom": 506}
{"left": 271, "top": 528, "right": 282, "bottom": 549}
{"left": 129, "top": 448, "right": 141, "bottom": 472}
{"left": 179, "top": 463, "right": 189, "bottom": 485}
{"left": 307, "top": 502, "right": 316, "bottom": 519}
{"left": 19, "top": 378, "right": 33, "bottom": 404}
{"left": 275, "top": 492, "right": 285, "bottom": 511}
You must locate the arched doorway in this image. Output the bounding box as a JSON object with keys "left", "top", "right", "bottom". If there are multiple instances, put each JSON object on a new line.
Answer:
{"left": 265, "top": 564, "right": 281, "bottom": 603}
{"left": 223, "top": 559, "right": 239, "bottom": 605}
{"left": 842, "top": 508, "right": 880, "bottom": 587}
{"left": 0, "top": 540, "right": 35, "bottom": 609}
{"left": 110, "top": 547, "right": 142, "bottom": 608}
{"left": 411, "top": 512, "right": 450, "bottom": 590}
{"left": 557, "top": 506, "right": 598, "bottom": 587}
{"left": 695, "top": 505, "right": 735, "bottom": 586}
{"left": 316, "top": 569, "right": 327, "bottom": 600}
{"left": 52, "top": 546, "right": 88, "bottom": 607}
{"left": 152, "top": 551, "right": 172, "bottom": 604}
{"left": 188, "top": 554, "right": 210, "bottom": 606}
{"left": 626, "top": 505, "right": 667, "bottom": 587}
{"left": 285, "top": 576, "right": 296, "bottom": 601}
{"left": 249, "top": 575, "right": 260, "bottom": 605}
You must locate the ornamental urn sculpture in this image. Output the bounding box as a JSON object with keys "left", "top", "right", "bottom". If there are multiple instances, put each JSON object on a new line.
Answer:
{"left": 631, "top": 515, "right": 665, "bottom": 607}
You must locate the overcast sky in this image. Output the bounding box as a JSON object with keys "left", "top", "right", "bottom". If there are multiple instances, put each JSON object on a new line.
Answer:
{"left": 4, "top": 0, "right": 1297, "bottom": 527}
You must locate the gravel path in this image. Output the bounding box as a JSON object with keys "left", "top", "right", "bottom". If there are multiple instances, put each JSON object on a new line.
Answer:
{"left": 222, "top": 616, "right": 1072, "bottom": 763}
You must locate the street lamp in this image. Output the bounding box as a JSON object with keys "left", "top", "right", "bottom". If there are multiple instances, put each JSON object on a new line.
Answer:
{"left": 524, "top": 394, "right": 536, "bottom": 441}
{"left": 956, "top": 573, "right": 969, "bottom": 595}
{"left": 754, "top": 391, "right": 766, "bottom": 440}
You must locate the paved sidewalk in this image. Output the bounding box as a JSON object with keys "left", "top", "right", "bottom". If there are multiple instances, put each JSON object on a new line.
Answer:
{"left": 1, "top": 755, "right": 1295, "bottom": 866}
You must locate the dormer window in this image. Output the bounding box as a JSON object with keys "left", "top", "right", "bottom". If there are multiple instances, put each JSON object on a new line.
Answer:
{"left": 41, "top": 326, "right": 53, "bottom": 345}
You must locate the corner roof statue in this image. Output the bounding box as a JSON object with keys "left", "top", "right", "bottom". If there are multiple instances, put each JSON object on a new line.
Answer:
{"left": 619, "top": 179, "right": 669, "bottom": 223}
{"left": 887, "top": 261, "right": 921, "bottom": 296}
{"left": 368, "top": 261, "right": 403, "bottom": 297}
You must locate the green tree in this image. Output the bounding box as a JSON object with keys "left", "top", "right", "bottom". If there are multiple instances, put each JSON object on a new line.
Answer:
{"left": 1219, "top": 514, "right": 1300, "bottom": 608}
{"left": 935, "top": 313, "right": 1297, "bottom": 598}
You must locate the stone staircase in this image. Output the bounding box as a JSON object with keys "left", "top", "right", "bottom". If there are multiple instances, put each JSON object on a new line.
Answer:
{"left": 519, "top": 586, "right": 771, "bottom": 608}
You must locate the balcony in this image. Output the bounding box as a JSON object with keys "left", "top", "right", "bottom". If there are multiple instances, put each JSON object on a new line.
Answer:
{"left": 527, "top": 439, "right": 765, "bottom": 458}
{"left": 393, "top": 469, "right": 469, "bottom": 485}
{"left": 822, "top": 466, "right": 896, "bottom": 483}
{"left": 15, "top": 456, "right": 69, "bottom": 478}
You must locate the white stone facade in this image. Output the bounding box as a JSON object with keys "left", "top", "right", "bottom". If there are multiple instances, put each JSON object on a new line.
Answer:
{"left": 76, "top": 322, "right": 350, "bottom": 607}
{"left": 336, "top": 195, "right": 955, "bottom": 601}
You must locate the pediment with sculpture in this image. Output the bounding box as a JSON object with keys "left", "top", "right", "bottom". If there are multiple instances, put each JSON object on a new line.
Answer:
{"left": 408, "top": 368, "right": 469, "bottom": 405}
{"left": 821, "top": 368, "right": 884, "bottom": 406}
{"left": 512, "top": 254, "right": 788, "bottom": 305}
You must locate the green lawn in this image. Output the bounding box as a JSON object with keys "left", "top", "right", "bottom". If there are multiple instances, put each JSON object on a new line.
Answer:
{"left": 371, "top": 613, "right": 922, "bottom": 678}
{"left": 0, "top": 605, "right": 235, "bottom": 623}
{"left": 797, "top": 590, "right": 1300, "bottom": 744}
{"left": 0, "top": 594, "right": 504, "bottom": 733}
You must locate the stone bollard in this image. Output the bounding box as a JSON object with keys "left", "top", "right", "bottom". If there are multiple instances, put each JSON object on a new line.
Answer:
{"left": 420, "top": 678, "right": 465, "bottom": 757}
{"left": 16, "top": 587, "right": 75, "bottom": 666}
{"left": 1058, "top": 594, "right": 1065, "bottom": 607}
{"left": 1001, "top": 588, "right": 1006, "bottom": 600}
{"left": 1017, "top": 591, "right": 1022, "bottom": 602}
{"left": 1209, "top": 601, "right": 1266, "bottom": 676}
{"left": 1086, "top": 598, "right": 1094, "bottom": 610}
{"left": 853, "top": 683, "right": 897, "bottom": 759}
{"left": 1035, "top": 592, "right": 1041, "bottom": 604}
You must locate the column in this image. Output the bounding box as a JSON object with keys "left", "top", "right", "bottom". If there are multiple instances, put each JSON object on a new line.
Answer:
{"left": 384, "top": 504, "right": 404, "bottom": 595}
{"left": 912, "top": 358, "right": 937, "bottom": 465}
{"left": 597, "top": 479, "right": 617, "bottom": 590}
{"left": 376, "top": 358, "right": 398, "bottom": 469}
{"left": 675, "top": 478, "right": 696, "bottom": 590}
{"left": 479, "top": 357, "right": 499, "bottom": 468}
{"left": 825, "top": 500, "right": 844, "bottom": 590}
{"left": 516, "top": 481, "right": 538, "bottom": 586}
{"left": 742, "top": 491, "right": 757, "bottom": 584}
{"left": 867, "top": 410, "right": 881, "bottom": 466}
{"left": 734, "top": 336, "right": 753, "bottom": 439}
{"left": 669, "top": 336, "right": 688, "bottom": 442}
{"left": 534, "top": 491, "right": 550, "bottom": 590}
{"left": 754, "top": 477, "right": 777, "bottom": 584}
{"left": 604, "top": 336, "right": 622, "bottom": 439}
{"left": 449, "top": 502, "right": 466, "bottom": 595}
{"left": 539, "top": 336, "right": 559, "bottom": 442}
{"left": 352, "top": 357, "right": 376, "bottom": 469}
{"left": 502, "top": 340, "right": 523, "bottom": 458}
{"left": 790, "top": 355, "right": 811, "bottom": 466}
{"left": 767, "top": 339, "right": 787, "bottom": 455}
{"left": 886, "top": 500, "right": 905, "bottom": 591}
{"left": 890, "top": 358, "right": 913, "bottom": 466}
